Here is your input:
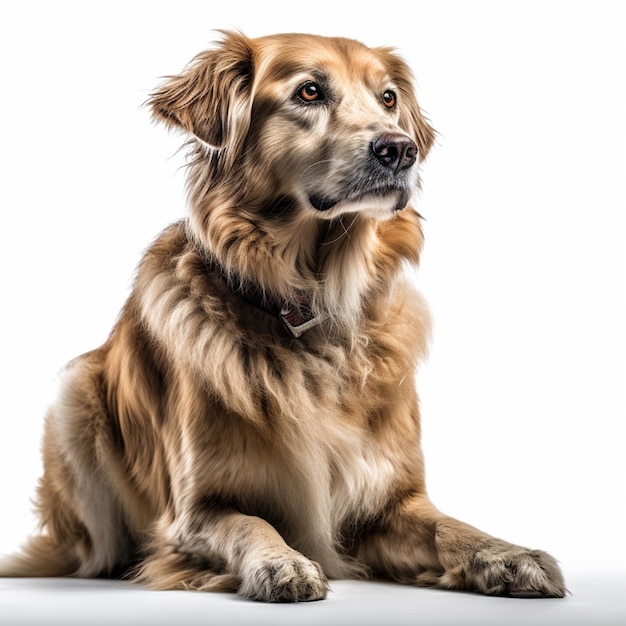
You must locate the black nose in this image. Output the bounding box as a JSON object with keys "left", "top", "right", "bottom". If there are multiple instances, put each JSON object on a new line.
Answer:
{"left": 371, "top": 133, "right": 418, "bottom": 173}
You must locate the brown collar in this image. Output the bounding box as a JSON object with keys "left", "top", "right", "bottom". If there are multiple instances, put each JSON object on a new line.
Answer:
{"left": 244, "top": 287, "right": 325, "bottom": 338}
{"left": 212, "top": 263, "right": 325, "bottom": 338}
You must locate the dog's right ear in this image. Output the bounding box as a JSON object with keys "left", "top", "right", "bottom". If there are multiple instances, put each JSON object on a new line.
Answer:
{"left": 149, "top": 31, "right": 254, "bottom": 149}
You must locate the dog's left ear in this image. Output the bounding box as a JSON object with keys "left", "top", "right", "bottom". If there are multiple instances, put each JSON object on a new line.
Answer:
{"left": 379, "top": 49, "right": 436, "bottom": 160}
{"left": 149, "top": 31, "right": 254, "bottom": 150}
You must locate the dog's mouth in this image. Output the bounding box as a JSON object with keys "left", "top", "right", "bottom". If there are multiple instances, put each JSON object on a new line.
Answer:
{"left": 309, "top": 187, "right": 411, "bottom": 213}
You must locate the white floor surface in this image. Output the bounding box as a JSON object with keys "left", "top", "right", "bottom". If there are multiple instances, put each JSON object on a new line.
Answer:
{"left": 1, "top": 570, "right": 624, "bottom": 626}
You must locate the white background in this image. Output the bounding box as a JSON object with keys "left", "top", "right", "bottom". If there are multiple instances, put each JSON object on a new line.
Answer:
{"left": 0, "top": 0, "right": 624, "bottom": 622}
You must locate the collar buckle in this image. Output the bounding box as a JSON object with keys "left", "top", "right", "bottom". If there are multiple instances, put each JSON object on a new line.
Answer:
{"left": 280, "top": 305, "right": 326, "bottom": 338}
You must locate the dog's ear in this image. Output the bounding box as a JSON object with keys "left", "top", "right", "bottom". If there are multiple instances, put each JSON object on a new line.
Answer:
{"left": 400, "top": 92, "right": 436, "bottom": 161}
{"left": 149, "top": 31, "right": 254, "bottom": 149}
{"left": 379, "top": 49, "right": 436, "bottom": 160}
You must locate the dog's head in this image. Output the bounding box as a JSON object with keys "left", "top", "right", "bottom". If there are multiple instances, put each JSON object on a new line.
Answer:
{"left": 150, "top": 31, "right": 435, "bottom": 221}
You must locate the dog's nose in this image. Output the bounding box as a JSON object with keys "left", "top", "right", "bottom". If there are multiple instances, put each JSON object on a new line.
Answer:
{"left": 371, "top": 134, "right": 418, "bottom": 173}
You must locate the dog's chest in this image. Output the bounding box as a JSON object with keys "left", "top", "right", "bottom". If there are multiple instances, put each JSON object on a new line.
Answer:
{"left": 251, "top": 332, "right": 410, "bottom": 520}
{"left": 260, "top": 416, "right": 396, "bottom": 560}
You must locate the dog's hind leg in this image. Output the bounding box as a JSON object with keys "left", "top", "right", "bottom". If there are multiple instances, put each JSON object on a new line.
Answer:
{"left": 0, "top": 444, "right": 128, "bottom": 578}
{"left": 0, "top": 355, "right": 132, "bottom": 579}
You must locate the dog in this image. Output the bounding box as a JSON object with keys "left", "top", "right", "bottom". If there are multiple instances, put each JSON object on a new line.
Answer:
{"left": 0, "top": 31, "right": 565, "bottom": 601}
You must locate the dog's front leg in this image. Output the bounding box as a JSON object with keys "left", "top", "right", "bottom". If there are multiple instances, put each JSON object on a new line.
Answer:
{"left": 141, "top": 507, "right": 329, "bottom": 602}
{"left": 358, "top": 494, "right": 566, "bottom": 597}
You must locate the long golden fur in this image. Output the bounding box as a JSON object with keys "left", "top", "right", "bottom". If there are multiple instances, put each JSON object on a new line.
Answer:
{"left": 0, "top": 31, "right": 565, "bottom": 601}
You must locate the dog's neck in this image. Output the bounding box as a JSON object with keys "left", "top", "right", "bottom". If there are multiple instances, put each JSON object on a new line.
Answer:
{"left": 190, "top": 202, "right": 422, "bottom": 337}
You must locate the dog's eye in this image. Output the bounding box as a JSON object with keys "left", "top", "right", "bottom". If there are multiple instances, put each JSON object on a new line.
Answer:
{"left": 297, "top": 81, "right": 325, "bottom": 103}
{"left": 382, "top": 90, "right": 397, "bottom": 109}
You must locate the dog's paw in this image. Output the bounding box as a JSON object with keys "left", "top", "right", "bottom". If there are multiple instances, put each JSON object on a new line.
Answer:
{"left": 239, "top": 550, "right": 329, "bottom": 602}
{"left": 440, "top": 544, "right": 566, "bottom": 598}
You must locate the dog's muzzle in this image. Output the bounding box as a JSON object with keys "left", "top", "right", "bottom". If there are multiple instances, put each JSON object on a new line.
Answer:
{"left": 309, "top": 133, "right": 418, "bottom": 213}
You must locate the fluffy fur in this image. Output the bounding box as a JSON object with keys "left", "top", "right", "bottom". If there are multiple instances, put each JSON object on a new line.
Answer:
{"left": 0, "top": 31, "right": 565, "bottom": 601}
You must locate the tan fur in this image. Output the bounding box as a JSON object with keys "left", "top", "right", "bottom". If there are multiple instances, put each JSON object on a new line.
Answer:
{"left": 0, "top": 32, "right": 565, "bottom": 601}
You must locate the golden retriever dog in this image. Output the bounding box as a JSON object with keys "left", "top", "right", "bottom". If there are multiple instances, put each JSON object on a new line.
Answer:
{"left": 0, "top": 31, "right": 565, "bottom": 601}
